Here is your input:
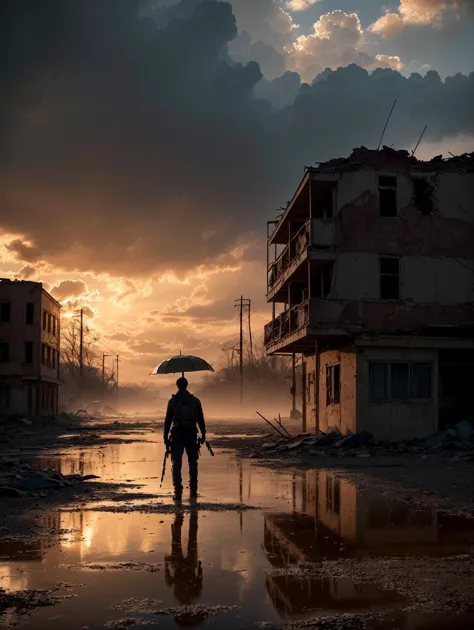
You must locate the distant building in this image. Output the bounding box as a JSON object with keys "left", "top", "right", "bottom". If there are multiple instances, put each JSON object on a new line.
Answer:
{"left": 265, "top": 147, "right": 474, "bottom": 442}
{"left": 0, "top": 279, "right": 61, "bottom": 417}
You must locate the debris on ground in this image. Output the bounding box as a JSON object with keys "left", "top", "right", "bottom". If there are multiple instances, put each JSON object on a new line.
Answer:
{"left": 244, "top": 418, "right": 474, "bottom": 462}
{"left": 0, "top": 456, "right": 100, "bottom": 499}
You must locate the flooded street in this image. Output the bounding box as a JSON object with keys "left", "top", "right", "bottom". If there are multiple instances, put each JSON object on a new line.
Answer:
{"left": 1, "top": 430, "right": 474, "bottom": 630}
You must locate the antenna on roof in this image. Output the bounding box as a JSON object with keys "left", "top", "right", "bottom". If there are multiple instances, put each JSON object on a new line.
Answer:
{"left": 377, "top": 99, "right": 397, "bottom": 151}
{"left": 412, "top": 125, "right": 428, "bottom": 157}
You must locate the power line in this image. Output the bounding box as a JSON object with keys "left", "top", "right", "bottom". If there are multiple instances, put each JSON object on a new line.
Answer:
{"left": 234, "top": 297, "right": 252, "bottom": 404}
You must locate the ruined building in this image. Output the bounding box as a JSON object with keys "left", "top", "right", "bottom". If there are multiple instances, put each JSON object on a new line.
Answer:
{"left": 265, "top": 147, "right": 474, "bottom": 442}
{"left": 0, "top": 279, "right": 61, "bottom": 417}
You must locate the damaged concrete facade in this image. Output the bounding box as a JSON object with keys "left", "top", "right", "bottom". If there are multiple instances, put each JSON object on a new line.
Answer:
{"left": 0, "top": 279, "right": 61, "bottom": 418}
{"left": 265, "top": 147, "right": 474, "bottom": 442}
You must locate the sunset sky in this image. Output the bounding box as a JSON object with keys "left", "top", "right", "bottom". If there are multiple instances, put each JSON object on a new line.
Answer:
{"left": 2, "top": 0, "right": 473, "bottom": 385}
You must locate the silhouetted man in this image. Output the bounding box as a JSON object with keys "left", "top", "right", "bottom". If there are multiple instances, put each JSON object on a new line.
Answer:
{"left": 164, "top": 377, "right": 206, "bottom": 501}
{"left": 165, "top": 511, "right": 203, "bottom": 605}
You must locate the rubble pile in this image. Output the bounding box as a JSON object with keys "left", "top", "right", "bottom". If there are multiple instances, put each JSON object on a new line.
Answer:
{"left": 0, "top": 456, "right": 99, "bottom": 499}
{"left": 249, "top": 419, "right": 474, "bottom": 462}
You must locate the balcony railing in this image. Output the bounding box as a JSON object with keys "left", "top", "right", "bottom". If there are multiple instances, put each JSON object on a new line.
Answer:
{"left": 264, "top": 299, "right": 310, "bottom": 347}
{"left": 268, "top": 220, "right": 310, "bottom": 292}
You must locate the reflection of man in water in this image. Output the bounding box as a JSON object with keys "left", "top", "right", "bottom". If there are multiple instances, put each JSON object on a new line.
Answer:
{"left": 165, "top": 511, "right": 203, "bottom": 606}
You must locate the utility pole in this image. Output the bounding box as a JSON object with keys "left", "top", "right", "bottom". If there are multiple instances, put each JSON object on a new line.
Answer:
{"left": 115, "top": 355, "right": 119, "bottom": 393}
{"left": 234, "top": 297, "right": 251, "bottom": 404}
{"left": 79, "top": 308, "right": 84, "bottom": 379}
{"left": 102, "top": 353, "right": 112, "bottom": 387}
{"left": 239, "top": 296, "right": 243, "bottom": 405}
{"left": 78, "top": 308, "right": 84, "bottom": 404}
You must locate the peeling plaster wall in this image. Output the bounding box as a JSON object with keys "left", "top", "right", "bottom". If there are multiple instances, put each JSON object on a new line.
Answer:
{"left": 436, "top": 173, "right": 474, "bottom": 223}
{"left": 332, "top": 253, "right": 474, "bottom": 304}
{"left": 356, "top": 346, "right": 438, "bottom": 442}
{"left": 305, "top": 349, "right": 357, "bottom": 435}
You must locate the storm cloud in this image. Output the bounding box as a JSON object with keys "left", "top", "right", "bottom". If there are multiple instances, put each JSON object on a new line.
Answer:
{"left": 1, "top": 0, "right": 473, "bottom": 279}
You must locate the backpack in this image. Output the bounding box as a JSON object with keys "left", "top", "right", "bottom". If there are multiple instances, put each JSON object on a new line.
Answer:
{"left": 172, "top": 395, "right": 198, "bottom": 430}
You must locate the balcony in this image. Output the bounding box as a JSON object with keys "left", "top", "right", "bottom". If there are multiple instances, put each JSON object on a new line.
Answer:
{"left": 268, "top": 221, "right": 310, "bottom": 294}
{"left": 264, "top": 300, "right": 310, "bottom": 349}
{"left": 264, "top": 298, "right": 355, "bottom": 354}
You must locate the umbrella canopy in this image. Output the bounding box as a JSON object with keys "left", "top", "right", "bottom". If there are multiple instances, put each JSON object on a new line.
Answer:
{"left": 150, "top": 354, "right": 214, "bottom": 376}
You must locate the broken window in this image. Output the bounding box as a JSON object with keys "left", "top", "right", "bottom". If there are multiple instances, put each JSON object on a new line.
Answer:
{"left": 369, "top": 362, "right": 389, "bottom": 401}
{"left": 413, "top": 177, "right": 435, "bottom": 215}
{"left": 410, "top": 363, "right": 432, "bottom": 399}
{"left": 312, "top": 262, "right": 333, "bottom": 298}
{"left": 0, "top": 384, "right": 11, "bottom": 409}
{"left": 369, "top": 361, "right": 433, "bottom": 402}
{"left": 0, "top": 302, "right": 11, "bottom": 323}
{"left": 380, "top": 257, "right": 400, "bottom": 300}
{"left": 0, "top": 342, "right": 9, "bottom": 363}
{"left": 326, "top": 363, "right": 341, "bottom": 406}
{"left": 378, "top": 175, "right": 398, "bottom": 217}
{"left": 390, "top": 363, "right": 409, "bottom": 400}
{"left": 25, "top": 342, "right": 33, "bottom": 364}
{"left": 26, "top": 302, "right": 34, "bottom": 324}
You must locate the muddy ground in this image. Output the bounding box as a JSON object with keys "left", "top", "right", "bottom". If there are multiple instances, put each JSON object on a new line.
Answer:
{"left": 0, "top": 416, "right": 473, "bottom": 629}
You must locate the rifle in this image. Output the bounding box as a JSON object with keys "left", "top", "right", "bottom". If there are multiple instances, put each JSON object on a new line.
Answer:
{"left": 196, "top": 438, "right": 214, "bottom": 457}
{"left": 160, "top": 444, "right": 171, "bottom": 487}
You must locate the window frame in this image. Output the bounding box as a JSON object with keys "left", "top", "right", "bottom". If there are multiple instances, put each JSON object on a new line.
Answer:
{"left": 0, "top": 342, "right": 10, "bottom": 363}
{"left": 378, "top": 173, "right": 398, "bottom": 218}
{"left": 326, "top": 363, "right": 341, "bottom": 406}
{"left": 24, "top": 341, "right": 33, "bottom": 364}
{"left": 368, "top": 360, "right": 433, "bottom": 403}
{"left": 0, "top": 302, "right": 11, "bottom": 323}
{"left": 379, "top": 256, "right": 400, "bottom": 301}
{"left": 26, "top": 302, "right": 34, "bottom": 325}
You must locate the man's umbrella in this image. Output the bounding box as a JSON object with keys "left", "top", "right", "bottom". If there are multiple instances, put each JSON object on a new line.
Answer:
{"left": 150, "top": 352, "right": 214, "bottom": 378}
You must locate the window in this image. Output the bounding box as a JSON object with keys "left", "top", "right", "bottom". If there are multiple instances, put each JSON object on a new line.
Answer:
{"left": 369, "top": 362, "right": 388, "bottom": 401}
{"left": 326, "top": 363, "right": 341, "bottom": 406}
{"left": 46, "top": 345, "right": 52, "bottom": 367}
{"left": 43, "top": 310, "right": 47, "bottom": 331}
{"left": 390, "top": 362, "right": 408, "bottom": 400}
{"left": 0, "top": 384, "right": 11, "bottom": 409}
{"left": 410, "top": 363, "right": 432, "bottom": 399}
{"left": 0, "top": 342, "right": 9, "bottom": 362}
{"left": 26, "top": 302, "right": 34, "bottom": 324}
{"left": 52, "top": 349, "right": 56, "bottom": 370}
{"left": 369, "top": 361, "right": 432, "bottom": 402}
{"left": 378, "top": 175, "right": 398, "bottom": 217}
{"left": 312, "top": 263, "right": 333, "bottom": 298}
{"left": 41, "top": 343, "right": 46, "bottom": 366}
{"left": 25, "top": 342, "right": 33, "bottom": 364}
{"left": 47, "top": 313, "right": 52, "bottom": 333}
{"left": 52, "top": 316, "right": 56, "bottom": 336}
{"left": 0, "top": 302, "right": 11, "bottom": 323}
{"left": 380, "top": 257, "right": 400, "bottom": 300}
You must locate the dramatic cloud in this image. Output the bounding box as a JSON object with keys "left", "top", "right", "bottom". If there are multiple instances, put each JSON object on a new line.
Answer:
{"left": 370, "top": 1, "right": 459, "bottom": 38}
{"left": 51, "top": 280, "right": 87, "bottom": 302}
{"left": 1, "top": 0, "right": 473, "bottom": 286}
{"left": 287, "top": 0, "right": 320, "bottom": 11}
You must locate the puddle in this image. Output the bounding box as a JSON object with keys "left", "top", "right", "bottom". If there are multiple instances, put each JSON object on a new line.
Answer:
{"left": 1, "top": 435, "right": 473, "bottom": 629}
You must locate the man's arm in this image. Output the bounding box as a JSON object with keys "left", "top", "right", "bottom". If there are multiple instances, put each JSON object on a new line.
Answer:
{"left": 164, "top": 398, "right": 174, "bottom": 442}
{"left": 196, "top": 399, "right": 206, "bottom": 439}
